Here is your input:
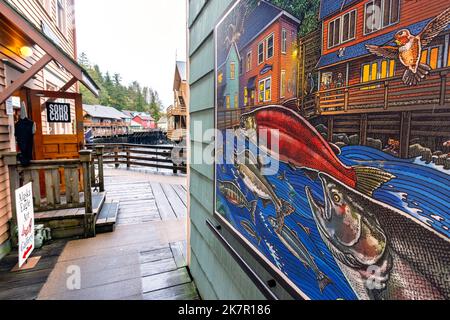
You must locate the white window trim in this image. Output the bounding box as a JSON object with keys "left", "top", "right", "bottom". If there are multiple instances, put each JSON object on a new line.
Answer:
{"left": 259, "top": 77, "right": 272, "bottom": 103}
{"left": 265, "top": 33, "right": 275, "bottom": 61}
{"left": 247, "top": 50, "right": 253, "bottom": 72}
{"left": 281, "top": 28, "right": 287, "bottom": 54}
{"left": 328, "top": 9, "right": 357, "bottom": 49}
{"left": 280, "top": 70, "right": 286, "bottom": 98}
{"left": 56, "top": 0, "right": 67, "bottom": 37}
{"left": 258, "top": 41, "right": 265, "bottom": 65}
{"left": 364, "top": 0, "right": 401, "bottom": 36}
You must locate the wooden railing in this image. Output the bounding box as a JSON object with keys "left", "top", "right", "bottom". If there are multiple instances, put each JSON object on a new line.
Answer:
{"left": 2, "top": 150, "right": 96, "bottom": 240}
{"left": 167, "top": 104, "right": 187, "bottom": 116}
{"left": 317, "top": 67, "right": 450, "bottom": 115}
{"left": 167, "top": 128, "right": 187, "bottom": 142}
{"left": 86, "top": 143, "right": 187, "bottom": 174}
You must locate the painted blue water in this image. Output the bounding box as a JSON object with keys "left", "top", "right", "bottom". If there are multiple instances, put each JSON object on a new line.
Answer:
{"left": 216, "top": 145, "right": 450, "bottom": 300}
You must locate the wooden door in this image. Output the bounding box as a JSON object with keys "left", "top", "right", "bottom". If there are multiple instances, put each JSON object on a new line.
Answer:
{"left": 30, "top": 90, "right": 84, "bottom": 161}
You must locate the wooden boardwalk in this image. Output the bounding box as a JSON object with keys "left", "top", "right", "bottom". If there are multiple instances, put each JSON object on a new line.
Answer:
{"left": 0, "top": 168, "right": 198, "bottom": 300}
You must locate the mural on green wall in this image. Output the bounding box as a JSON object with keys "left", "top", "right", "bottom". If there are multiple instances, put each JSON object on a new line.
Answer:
{"left": 215, "top": 0, "right": 450, "bottom": 300}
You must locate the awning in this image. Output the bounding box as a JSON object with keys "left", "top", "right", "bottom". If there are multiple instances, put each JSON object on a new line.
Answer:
{"left": 317, "top": 18, "right": 450, "bottom": 70}
{"left": 247, "top": 76, "right": 257, "bottom": 90}
{"left": 0, "top": 0, "right": 100, "bottom": 104}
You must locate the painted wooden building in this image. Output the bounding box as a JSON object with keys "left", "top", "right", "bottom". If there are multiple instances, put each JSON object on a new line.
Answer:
{"left": 238, "top": 1, "right": 300, "bottom": 109}
{"left": 0, "top": 0, "right": 100, "bottom": 259}
{"left": 316, "top": 0, "right": 450, "bottom": 158}
{"left": 168, "top": 61, "right": 188, "bottom": 142}
{"left": 83, "top": 104, "right": 130, "bottom": 137}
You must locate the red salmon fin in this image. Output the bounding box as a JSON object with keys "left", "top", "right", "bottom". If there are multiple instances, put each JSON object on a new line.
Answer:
{"left": 354, "top": 166, "right": 396, "bottom": 197}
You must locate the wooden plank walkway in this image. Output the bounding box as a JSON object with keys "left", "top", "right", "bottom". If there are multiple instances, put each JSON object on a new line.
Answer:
{"left": 0, "top": 168, "right": 198, "bottom": 300}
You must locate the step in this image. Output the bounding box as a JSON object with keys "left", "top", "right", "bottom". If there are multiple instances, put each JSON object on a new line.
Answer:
{"left": 96, "top": 202, "right": 120, "bottom": 234}
{"left": 92, "top": 192, "right": 107, "bottom": 215}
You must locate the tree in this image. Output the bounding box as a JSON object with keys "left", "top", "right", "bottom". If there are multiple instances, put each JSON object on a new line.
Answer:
{"left": 268, "top": 0, "right": 320, "bottom": 36}
{"left": 78, "top": 53, "right": 163, "bottom": 120}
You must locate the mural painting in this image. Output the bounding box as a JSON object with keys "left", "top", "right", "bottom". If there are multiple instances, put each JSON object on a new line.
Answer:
{"left": 215, "top": 0, "right": 450, "bottom": 300}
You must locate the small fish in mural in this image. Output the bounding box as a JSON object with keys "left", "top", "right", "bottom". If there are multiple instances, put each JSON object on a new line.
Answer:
{"left": 306, "top": 173, "right": 450, "bottom": 300}
{"left": 240, "top": 106, "right": 395, "bottom": 197}
{"left": 268, "top": 216, "right": 333, "bottom": 293}
{"left": 241, "top": 220, "right": 262, "bottom": 245}
{"left": 278, "top": 171, "right": 297, "bottom": 199}
{"left": 234, "top": 149, "right": 295, "bottom": 231}
{"left": 366, "top": 7, "right": 450, "bottom": 86}
{"left": 218, "top": 180, "right": 257, "bottom": 224}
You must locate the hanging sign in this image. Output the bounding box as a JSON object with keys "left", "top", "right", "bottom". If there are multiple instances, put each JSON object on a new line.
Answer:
{"left": 46, "top": 102, "right": 71, "bottom": 123}
{"left": 16, "top": 183, "right": 35, "bottom": 268}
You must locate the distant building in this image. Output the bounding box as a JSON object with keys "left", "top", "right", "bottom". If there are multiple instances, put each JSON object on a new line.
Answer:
{"left": 218, "top": 43, "right": 240, "bottom": 109}
{"left": 168, "top": 61, "right": 188, "bottom": 142}
{"left": 83, "top": 105, "right": 129, "bottom": 137}
{"left": 132, "top": 113, "right": 156, "bottom": 130}
{"left": 157, "top": 116, "right": 168, "bottom": 132}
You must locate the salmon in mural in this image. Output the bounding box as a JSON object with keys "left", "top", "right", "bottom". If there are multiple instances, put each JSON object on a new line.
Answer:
{"left": 215, "top": 0, "right": 450, "bottom": 300}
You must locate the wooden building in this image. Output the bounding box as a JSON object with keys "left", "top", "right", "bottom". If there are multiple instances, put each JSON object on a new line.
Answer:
{"left": 132, "top": 113, "right": 156, "bottom": 130}
{"left": 0, "top": 0, "right": 101, "bottom": 259}
{"left": 316, "top": 0, "right": 450, "bottom": 158}
{"left": 168, "top": 61, "right": 188, "bottom": 142}
{"left": 83, "top": 104, "right": 130, "bottom": 137}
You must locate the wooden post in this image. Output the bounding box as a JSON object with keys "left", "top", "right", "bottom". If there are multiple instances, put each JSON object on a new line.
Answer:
{"left": 80, "top": 150, "right": 94, "bottom": 238}
{"left": 439, "top": 71, "right": 448, "bottom": 106}
{"left": 344, "top": 89, "right": 349, "bottom": 112}
{"left": 399, "top": 111, "right": 412, "bottom": 159}
{"left": 384, "top": 81, "right": 389, "bottom": 110}
{"left": 360, "top": 114, "right": 368, "bottom": 146}
{"left": 114, "top": 146, "right": 120, "bottom": 169}
{"left": 94, "top": 145, "right": 105, "bottom": 192}
{"left": 3, "top": 153, "right": 19, "bottom": 247}
{"left": 126, "top": 145, "right": 131, "bottom": 169}
{"left": 327, "top": 116, "right": 334, "bottom": 143}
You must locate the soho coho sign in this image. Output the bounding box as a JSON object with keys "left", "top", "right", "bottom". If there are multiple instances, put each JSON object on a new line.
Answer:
{"left": 46, "top": 102, "right": 71, "bottom": 123}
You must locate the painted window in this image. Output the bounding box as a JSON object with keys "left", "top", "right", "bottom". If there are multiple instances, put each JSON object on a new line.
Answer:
{"left": 244, "top": 87, "right": 248, "bottom": 106}
{"left": 218, "top": 71, "right": 223, "bottom": 84}
{"left": 259, "top": 78, "right": 272, "bottom": 102}
{"left": 342, "top": 10, "right": 357, "bottom": 43}
{"left": 421, "top": 45, "right": 443, "bottom": 69}
{"left": 365, "top": 0, "right": 400, "bottom": 34}
{"left": 328, "top": 10, "right": 356, "bottom": 48}
{"left": 226, "top": 95, "right": 231, "bottom": 109}
{"left": 361, "top": 59, "right": 395, "bottom": 89}
{"left": 230, "top": 63, "right": 236, "bottom": 80}
{"left": 281, "top": 70, "right": 286, "bottom": 98}
{"left": 234, "top": 95, "right": 239, "bottom": 108}
{"left": 282, "top": 28, "right": 287, "bottom": 54}
{"left": 258, "top": 42, "right": 264, "bottom": 65}
{"left": 247, "top": 51, "right": 252, "bottom": 72}
{"left": 266, "top": 34, "right": 274, "bottom": 60}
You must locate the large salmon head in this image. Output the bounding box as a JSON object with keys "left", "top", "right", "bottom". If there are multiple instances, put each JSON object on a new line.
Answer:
{"left": 240, "top": 111, "right": 257, "bottom": 132}
{"left": 306, "top": 173, "right": 388, "bottom": 268}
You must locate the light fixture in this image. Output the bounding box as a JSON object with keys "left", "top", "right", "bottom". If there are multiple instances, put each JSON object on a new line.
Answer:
{"left": 19, "top": 46, "right": 34, "bottom": 58}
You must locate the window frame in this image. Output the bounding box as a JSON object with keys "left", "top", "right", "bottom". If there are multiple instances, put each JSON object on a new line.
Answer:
{"left": 280, "top": 70, "right": 286, "bottom": 98}
{"left": 364, "top": 0, "right": 400, "bottom": 35}
{"left": 258, "top": 77, "right": 272, "bottom": 103}
{"left": 265, "top": 33, "right": 275, "bottom": 60}
{"left": 328, "top": 9, "right": 357, "bottom": 49}
{"left": 230, "top": 62, "right": 236, "bottom": 80}
{"left": 361, "top": 59, "right": 396, "bottom": 84}
{"left": 421, "top": 45, "right": 443, "bottom": 69}
{"left": 281, "top": 28, "right": 287, "bottom": 54}
{"left": 56, "top": 0, "right": 67, "bottom": 35}
{"left": 246, "top": 51, "right": 253, "bottom": 72}
{"left": 258, "top": 41, "right": 265, "bottom": 65}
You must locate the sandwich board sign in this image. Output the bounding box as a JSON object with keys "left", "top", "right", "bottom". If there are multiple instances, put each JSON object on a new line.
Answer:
{"left": 16, "top": 183, "right": 35, "bottom": 268}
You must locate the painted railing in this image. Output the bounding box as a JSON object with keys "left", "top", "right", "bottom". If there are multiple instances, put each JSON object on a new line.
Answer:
{"left": 316, "top": 67, "right": 450, "bottom": 115}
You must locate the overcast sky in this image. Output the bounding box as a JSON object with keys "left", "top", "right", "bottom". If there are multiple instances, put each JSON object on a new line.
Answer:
{"left": 75, "top": 0, "right": 187, "bottom": 109}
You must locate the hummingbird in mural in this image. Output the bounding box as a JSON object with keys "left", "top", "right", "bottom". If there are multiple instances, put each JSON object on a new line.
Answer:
{"left": 366, "top": 7, "right": 450, "bottom": 86}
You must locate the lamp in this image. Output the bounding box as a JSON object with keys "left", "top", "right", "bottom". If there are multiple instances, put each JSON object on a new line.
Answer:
{"left": 19, "top": 46, "right": 34, "bottom": 58}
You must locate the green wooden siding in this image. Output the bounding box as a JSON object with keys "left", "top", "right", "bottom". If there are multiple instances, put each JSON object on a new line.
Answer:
{"left": 189, "top": 0, "right": 297, "bottom": 301}
{"left": 189, "top": 0, "right": 266, "bottom": 300}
